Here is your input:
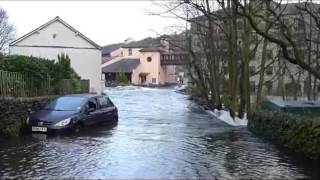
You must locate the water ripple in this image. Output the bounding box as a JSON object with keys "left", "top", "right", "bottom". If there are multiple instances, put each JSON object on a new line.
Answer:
{"left": 0, "top": 86, "right": 318, "bottom": 179}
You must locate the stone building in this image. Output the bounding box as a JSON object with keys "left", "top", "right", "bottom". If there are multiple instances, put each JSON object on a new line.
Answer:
{"left": 190, "top": 2, "right": 320, "bottom": 99}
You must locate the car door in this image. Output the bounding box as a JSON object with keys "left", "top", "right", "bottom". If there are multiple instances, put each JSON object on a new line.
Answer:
{"left": 82, "top": 98, "right": 100, "bottom": 126}
{"left": 97, "top": 96, "right": 116, "bottom": 122}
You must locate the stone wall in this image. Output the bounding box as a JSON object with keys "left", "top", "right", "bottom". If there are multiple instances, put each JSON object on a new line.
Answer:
{"left": 0, "top": 96, "right": 56, "bottom": 136}
{"left": 248, "top": 111, "right": 320, "bottom": 161}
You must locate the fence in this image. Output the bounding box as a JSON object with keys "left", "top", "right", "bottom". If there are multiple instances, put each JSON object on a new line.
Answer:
{"left": 0, "top": 70, "right": 89, "bottom": 98}
{"left": 0, "top": 70, "right": 51, "bottom": 97}
{"left": 56, "top": 79, "right": 89, "bottom": 95}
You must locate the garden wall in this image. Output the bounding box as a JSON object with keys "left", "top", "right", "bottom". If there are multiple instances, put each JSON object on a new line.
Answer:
{"left": 0, "top": 96, "right": 56, "bottom": 136}
{"left": 248, "top": 111, "right": 320, "bottom": 161}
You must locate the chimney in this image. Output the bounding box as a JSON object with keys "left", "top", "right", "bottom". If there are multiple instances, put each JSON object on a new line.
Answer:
{"left": 124, "top": 38, "right": 134, "bottom": 44}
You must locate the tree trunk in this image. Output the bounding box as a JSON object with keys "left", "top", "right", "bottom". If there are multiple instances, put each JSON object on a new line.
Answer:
{"left": 294, "top": 71, "right": 302, "bottom": 100}
{"left": 238, "top": 60, "right": 245, "bottom": 119}
{"left": 312, "top": 77, "right": 317, "bottom": 100}
{"left": 256, "top": 38, "right": 268, "bottom": 110}
{"left": 307, "top": 14, "right": 312, "bottom": 100}
{"left": 227, "top": 0, "right": 238, "bottom": 115}
{"left": 243, "top": 5, "right": 251, "bottom": 113}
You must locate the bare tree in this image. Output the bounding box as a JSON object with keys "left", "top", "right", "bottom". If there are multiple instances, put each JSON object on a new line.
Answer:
{"left": 153, "top": 0, "right": 320, "bottom": 117}
{"left": 0, "top": 7, "right": 14, "bottom": 53}
{"left": 233, "top": 0, "right": 320, "bottom": 80}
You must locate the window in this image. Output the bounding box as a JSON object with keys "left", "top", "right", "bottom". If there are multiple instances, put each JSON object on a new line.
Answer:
{"left": 265, "top": 81, "right": 273, "bottom": 94}
{"left": 223, "top": 66, "right": 228, "bottom": 74}
{"left": 237, "top": 20, "right": 243, "bottom": 29}
{"left": 294, "top": 18, "right": 304, "bottom": 31}
{"left": 249, "top": 66, "right": 255, "bottom": 76}
{"left": 98, "top": 96, "right": 113, "bottom": 108}
{"left": 147, "top": 57, "right": 152, "bottom": 62}
{"left": 266, "top": 66, "right": 273, "bottom": 75}
{"left": 44, "top": 97, "right": 86, "bottom": 111}
{"left": 87, "top": 98, "right": 98, "bottom": 111}
{"left": 140, "top": 75, "right": 147, "bottom": 84}
{"left": 266, "top": 50, "right": 273, "bottom": 60}
{"left": 152, "top": 78, "right": 156, "bottom": 83}
{"left": 283, "top": 18, "right": 290, "bottom": 25}
{"left": 251, "top": 32, "right": 258, "bottom": 44}
{"left": 128, "top": 48, "right": 132, "bottom": 56}
{"left": 285, "top": 82, "right": 301, "bottom": 95}
{"left": 250, "top": 81, "right": 256, "bottom": 93}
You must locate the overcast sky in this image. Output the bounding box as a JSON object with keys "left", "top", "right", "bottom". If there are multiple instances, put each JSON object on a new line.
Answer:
{"left": 0, "top": 1, "right": 184, "bottom": 46}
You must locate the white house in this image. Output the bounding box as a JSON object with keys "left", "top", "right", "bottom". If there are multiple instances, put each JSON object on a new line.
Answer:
{"left": 9, "top": 16, "right": 102, "bottom": 93}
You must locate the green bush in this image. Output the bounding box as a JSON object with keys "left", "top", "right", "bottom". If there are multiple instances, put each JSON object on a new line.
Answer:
{"left": 53, "top": 53, "right": 81, "bottom": 93}
{"left": 116, "top": 72, "right": 128, "bottom": 84}
{"left": 187, "top": 84, "right": 208, "bottom": 100}
{"left": 0, "top": 54, "right": 82, "bottom": 95}
{"left": 0, "top": 55, "right": 54, "bottom": 88}
{"left": 248, "top": 111, "right": 320, "bottom": 161}
{"left": 0, "top": 96, "right": 57, "bottom": 136}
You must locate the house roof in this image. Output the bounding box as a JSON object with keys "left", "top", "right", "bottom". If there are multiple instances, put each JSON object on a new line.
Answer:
{"left": 139, "top": 47, "right": 165, "bottom": 52}
{"left": 121, "top": 37, "right": 163, "bottom": 48}
{"left": 10, "top": 16, "right": 101, "bottom": 49}
{"left": 102, "top": 58, "right": 140, "bottom": 73}
{"left": 121, "top": 34, "right": 186, "bottom": 53}
{"left": 102, "top": 56, "right": 117, "bottom": 64}
{"left": 280, "top": 2, "right": 320, "bottom": 15}
{"left": 102, "top": 43, "right": 123, "bottom": 56}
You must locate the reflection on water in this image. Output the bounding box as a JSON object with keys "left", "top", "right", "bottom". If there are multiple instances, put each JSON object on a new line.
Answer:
{"left": 0, "top": 86, "right": 319, "bottom": 179}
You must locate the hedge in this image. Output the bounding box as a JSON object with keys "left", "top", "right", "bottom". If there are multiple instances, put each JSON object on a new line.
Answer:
{"left": 0, "top": 54, "right": 81, "bottom": 95}
{"left": 0, "top": 96, "right": 57, "bottom": 136}
{"left": 248, "top": 111, "right": 320, "bottom": 161}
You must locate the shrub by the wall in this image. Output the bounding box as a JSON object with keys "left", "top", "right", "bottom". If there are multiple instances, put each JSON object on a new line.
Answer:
{"left": 0, "top": 96, "right": 56, "bottom": 136}
{"left": 116, "top": 72, "right": 128, "bottom": 84}
{"left": 0, "top": 54, "right": 82, "bottom": 96}
{"left": 248, "top": 111, "right": 320, "bottom": 161}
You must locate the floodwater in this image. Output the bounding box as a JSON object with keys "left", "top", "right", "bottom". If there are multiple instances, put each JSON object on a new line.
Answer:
{"left": 0, "top": 86, "right": 319, "bottom": 179}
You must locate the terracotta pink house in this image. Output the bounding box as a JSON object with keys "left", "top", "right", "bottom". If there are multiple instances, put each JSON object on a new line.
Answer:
{"left": 101, "top": 35, "right": 187, "bottom": 86}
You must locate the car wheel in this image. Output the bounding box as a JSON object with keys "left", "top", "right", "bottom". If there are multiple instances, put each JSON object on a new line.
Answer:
{"left": 73, "top": 122, "right": 84, "bottom": 133}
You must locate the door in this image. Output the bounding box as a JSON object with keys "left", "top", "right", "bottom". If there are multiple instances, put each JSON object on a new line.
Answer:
{"left": 97, "top": 96, "right": 117, "bottom": 122}
{"left": 82, "top": 98, "right": 100, "bottom": 126}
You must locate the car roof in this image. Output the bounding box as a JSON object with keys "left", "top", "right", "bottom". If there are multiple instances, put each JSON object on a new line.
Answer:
{"left": 61, "top": 93, "right": 101, "bottom": 98}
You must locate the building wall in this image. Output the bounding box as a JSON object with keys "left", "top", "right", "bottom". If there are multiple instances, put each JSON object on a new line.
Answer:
{"left": 159, "top": 65, "right": 176, "bottom": 85}
{"left": 10, "top": 20, "right": 102, "bottom": 93}
{"left": 159, "top": 64, "right": 166, "bottom": 85}
{"left": 10, "top": 46, "right": 102, "bottom": 93}
{"left": 102, "top": 47, "right": 180, "bottom": 86}
{"left": 164, "top": 65, "right": 176, "bottom": 84}
{"left": 14, "top": 21, "right": 95, "bottom": 48}
{"left": 110, "top": 48, "right": 123, "bottom": 57}
{"left": 132, "top": 52, "right": 161, "bottom": 85}
{"left": 190, "top": 15, "right": 316, "bottom": 97}
{"left": 122, "top": 48, "right": 142, "bottom": 57}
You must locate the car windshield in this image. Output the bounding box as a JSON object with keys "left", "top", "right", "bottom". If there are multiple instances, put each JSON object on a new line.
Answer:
{"left": 44, "top": 97, "right": 87, "bottom": 111}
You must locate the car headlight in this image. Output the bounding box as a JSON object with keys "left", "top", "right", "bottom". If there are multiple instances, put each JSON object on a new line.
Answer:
{"left": 54, "top": 118, "right": 71, "bottom": 127}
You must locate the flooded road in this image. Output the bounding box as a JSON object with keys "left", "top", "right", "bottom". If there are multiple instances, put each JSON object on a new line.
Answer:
{"left": 0, "top": 87, "right": 319, "bottom": 179}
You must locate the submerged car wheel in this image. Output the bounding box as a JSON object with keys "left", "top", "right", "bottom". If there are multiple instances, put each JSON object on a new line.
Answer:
{"left": 73, "top": 121, "right": 84, "bottom": 133}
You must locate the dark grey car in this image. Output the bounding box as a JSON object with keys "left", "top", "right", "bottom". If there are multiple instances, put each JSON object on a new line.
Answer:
{"left": 27, "top": 94, "right": 118, "bottom": 133}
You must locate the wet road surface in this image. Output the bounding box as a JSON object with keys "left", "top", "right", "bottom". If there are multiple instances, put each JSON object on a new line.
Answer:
{"left": 0, "top": 86, "right": 319, "bottom": 179}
